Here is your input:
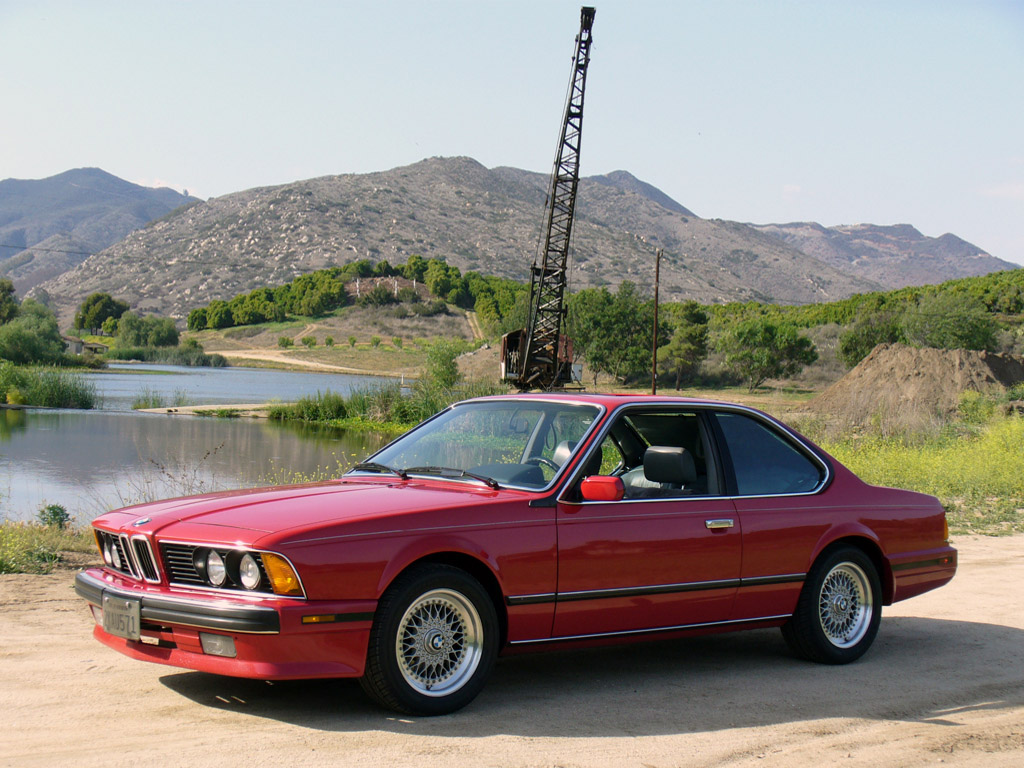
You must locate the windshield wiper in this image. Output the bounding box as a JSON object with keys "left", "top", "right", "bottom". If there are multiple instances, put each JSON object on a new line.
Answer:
{"left": 402, "top": 465, "right": 500, "bottom": 490}
{"left": 351, "top": 461, "right": 409, "bottom": 480}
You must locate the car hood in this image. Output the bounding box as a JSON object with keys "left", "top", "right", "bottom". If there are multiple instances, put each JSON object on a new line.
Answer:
{"left": 93, "top": 478, "right": 520, "bottom": 546}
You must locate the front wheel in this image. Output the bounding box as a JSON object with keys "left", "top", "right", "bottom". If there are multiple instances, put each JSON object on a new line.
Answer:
{"left": 781, "top": 546, "right": 882, "bottom": 664}
{"left": 360, "top": 564, "right": 498, "bottom": 715}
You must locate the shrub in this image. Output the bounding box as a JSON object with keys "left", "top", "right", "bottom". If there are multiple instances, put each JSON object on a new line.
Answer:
{"left": 392, "top": 336, "right": 403, "bottom": 349}
{"left": 0, "top": 362, "right": 97, "bottom": 408}
{"left": 278, "top": 337, "right": 294, "bottom": 348}
{"left": 957, "top": 391, "right": 998, "bottom": 424}
{"left": 301, "top": 336, "right": 316, "bottom": 348}
{"left": 324, "top": 336, "right": 335, "bottom": 347}
{"left": 37, "top": 504, "right": 70, "bottom": 530}
{"left": 348, "top": 336, "right": 357, "bottom": 347}
{"left": 371, "top": 336, "right": 382, "bottom": 348}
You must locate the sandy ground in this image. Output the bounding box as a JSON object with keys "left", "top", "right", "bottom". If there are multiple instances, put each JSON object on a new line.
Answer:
{"left": 1, "top": 536, "right": 1021, "bottom": 768}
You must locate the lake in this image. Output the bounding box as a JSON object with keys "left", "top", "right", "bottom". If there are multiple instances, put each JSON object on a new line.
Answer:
{"left": 0, "top": 364, "right": 396, "bottom": 524}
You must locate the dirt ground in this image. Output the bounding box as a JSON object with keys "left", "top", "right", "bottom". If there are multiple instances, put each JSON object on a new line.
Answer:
{"left": 1, "top": 535, "right": 1021, "bottom": 768}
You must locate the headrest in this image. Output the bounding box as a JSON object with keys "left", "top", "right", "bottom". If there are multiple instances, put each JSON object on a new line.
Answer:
{"left": 553, "top": 440, "right": 577, "bottom": 467}
{"left": 643, "top": 446, "right": 697, "bottom": 485}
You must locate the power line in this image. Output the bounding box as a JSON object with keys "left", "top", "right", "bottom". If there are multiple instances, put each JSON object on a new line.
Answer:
{"left": 0, "top": 243, "right": 98, "bottom": 257}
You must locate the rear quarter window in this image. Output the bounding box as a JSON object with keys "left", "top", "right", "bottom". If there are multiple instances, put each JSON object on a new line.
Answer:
{"left": 714, "top": 411, "right": 824, "bottom": 496}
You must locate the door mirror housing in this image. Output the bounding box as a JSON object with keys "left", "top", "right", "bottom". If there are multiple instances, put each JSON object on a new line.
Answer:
{"left": 580, "top": 475, "right": 624, "bottom": 502}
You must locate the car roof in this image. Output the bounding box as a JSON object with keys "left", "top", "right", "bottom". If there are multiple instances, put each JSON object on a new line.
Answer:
{"left": 466, "top": 392, "right": 744, "bottom": 410}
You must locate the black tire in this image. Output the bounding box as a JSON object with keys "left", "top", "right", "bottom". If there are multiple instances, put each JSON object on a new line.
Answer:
{"left": 360, "top": 564, "right": 499, "bottom": 715}
{"left": 781, "top": 545, "right": 882, "bottom": 664}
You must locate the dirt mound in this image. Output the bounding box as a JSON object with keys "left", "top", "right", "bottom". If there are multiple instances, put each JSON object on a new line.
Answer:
{"left": 809, "top": 343, "right": 1024, "bottom": 427}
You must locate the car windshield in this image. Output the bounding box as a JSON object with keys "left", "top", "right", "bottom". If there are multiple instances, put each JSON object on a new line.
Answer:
{"left": 348, "top": 399, "right": 602, "bottom": 490}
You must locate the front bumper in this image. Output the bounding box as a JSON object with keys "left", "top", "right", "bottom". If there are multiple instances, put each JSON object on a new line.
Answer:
{"left": 75, "top": 568, "right": 376, "bottom": 679}
{"left": 75, "top": 570, "right": 281, "bottom": 633}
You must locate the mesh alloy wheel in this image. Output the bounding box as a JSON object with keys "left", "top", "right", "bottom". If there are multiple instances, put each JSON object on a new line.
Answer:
{"left": 395, "top": 588, "right": 484, "bottom": 696}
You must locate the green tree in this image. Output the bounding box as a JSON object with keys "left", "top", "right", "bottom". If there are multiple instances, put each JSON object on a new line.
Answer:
{"left": 901, "top": 292, "right": 998, "bottom": 352}
{"left": 115, "top": 312, "right": 179, "bottom": 347}
{"left": 278, "top": 336, "right": 294, "bottom": 348}
{"left": 0, "top": 299, "right": 65, "bottom": 364}
{"left": 186, "top": 307, "right": 208, "bottom": 332}
{"left": 659, "top": 301, "right": 708, "bottom": 389}
{"left": 402, "top": 254, "right": 428, "bottom": 283}
{"left": 425, "top": 340, "right": 463, "bottom": 388}
{"left": 717, "top": 318, "right": 818, "bottom": 390}
{"left": 301, "top": 336, "right": 316, "bottom": 348}
{"left": 0, "top": 278, "right": 18, "bottom": 325}
{"left": 838, "top": 308, "right": 904, "bottom": 367}
{"left": 568, "top": 282, "right": 659, "bottom": 384}
{"left": 205, "top": 300, "right": 233, "bottom": 329}
{"left": 73, "top": 293, "right": 129, "bottom": 332}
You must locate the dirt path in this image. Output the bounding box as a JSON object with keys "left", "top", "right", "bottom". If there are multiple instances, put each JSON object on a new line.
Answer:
{"left": 218, "top": 348, "right": 408, "bottom": 378}
{"left": 2, "top": 535, "right": 1022, "bottom": 767}
{"left": 291, "top": 322, "right": 318, "bottom": 343}
{"left": 465, "top": 310, "right": 485, "bottom": 341}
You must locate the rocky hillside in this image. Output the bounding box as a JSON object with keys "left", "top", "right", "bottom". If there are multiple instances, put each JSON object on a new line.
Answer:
{"left": 36, "top": 158, "right": 884, "bottom": 323}
{"left": 0, "top": 168, "right": 198, "bottom": 294}
{"left": 749, "top": 221, "right": 1014, "bottom": 289}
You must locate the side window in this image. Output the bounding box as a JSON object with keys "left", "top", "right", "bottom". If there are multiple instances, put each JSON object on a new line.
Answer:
{"left": 714, "top": 412, "right": 824, "bottom": 496}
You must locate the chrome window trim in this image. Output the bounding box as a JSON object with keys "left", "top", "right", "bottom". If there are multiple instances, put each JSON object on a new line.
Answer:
{"left": 555, "top": 400, "right": 832, "bottom": 505}
{"left": 347, "top": 397, "right": 608, "bottom": 494}
{"left": 157, "top": 539, "right": 307, "bottom": 599}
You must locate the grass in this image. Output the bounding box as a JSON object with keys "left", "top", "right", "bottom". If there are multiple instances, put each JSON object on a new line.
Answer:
{"left": 0, "top": 522, "right": 97, "bottom": 574}
{"left": 0, "top": 362, "right": 98, "bottom": 409}
{"left": 268, "top": 379, "right": 509, "bottom": 434}
{"left": 130, "top": 387, "right": 192, "bottom": 410}
{"left": 819, "top": 415, "right": 1024, "bottom": 536}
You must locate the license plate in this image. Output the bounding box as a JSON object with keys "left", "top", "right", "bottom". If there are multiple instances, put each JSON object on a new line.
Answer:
{"left": 102, "top": 594, "right": 141, "bottom": 641}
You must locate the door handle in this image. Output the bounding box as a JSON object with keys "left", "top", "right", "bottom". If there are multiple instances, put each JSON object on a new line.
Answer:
{"left": 705, "top": 518, "right": 735, "bottom": 530}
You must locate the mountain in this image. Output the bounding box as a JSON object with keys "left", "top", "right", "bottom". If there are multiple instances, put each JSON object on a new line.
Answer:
{"left": 36, "top": 158, "right": 885, "bottom": 323}
{"left": 748, "top": 221, "right": 1015, "bottom": 289}
{"left": 0, "top": 168, "right": 198, "bottom": 294}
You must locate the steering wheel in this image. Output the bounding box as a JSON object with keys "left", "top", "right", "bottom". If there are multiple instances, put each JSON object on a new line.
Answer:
{"left": 525, "top": 456, "right": 560, "bottom": 472}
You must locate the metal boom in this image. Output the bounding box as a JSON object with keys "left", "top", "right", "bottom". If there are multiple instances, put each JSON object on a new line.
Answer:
{"left": 502, "top": 6, "right": 595, "bottom": 390}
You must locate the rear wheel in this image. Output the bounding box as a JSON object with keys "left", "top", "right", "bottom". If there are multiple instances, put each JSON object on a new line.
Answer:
{"left": 782, "top": 546, "right": 881, "bottom": 664}
{"left": 360, "top": 564, "right": 498, "bottom": 715}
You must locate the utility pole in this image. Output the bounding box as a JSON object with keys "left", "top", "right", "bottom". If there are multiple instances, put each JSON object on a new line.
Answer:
{"left": 651, "top": 248, "right": 662, "bottom": 395}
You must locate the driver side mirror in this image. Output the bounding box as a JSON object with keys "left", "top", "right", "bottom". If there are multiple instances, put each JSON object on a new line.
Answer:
{"left": 580, "top": 475, "right": 624, "bottom": 502}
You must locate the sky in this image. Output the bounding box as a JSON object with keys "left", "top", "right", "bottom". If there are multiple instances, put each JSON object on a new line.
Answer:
{"left": 2, "top": 0, "right": 1022, "bottom": 265}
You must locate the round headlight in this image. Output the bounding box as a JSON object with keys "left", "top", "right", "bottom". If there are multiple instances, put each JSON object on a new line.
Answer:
{"left": 102, "top": 539, "right": 113, "bottom": 566}
{"left": 110, "top": 543, "right": 121, "bottom": 569}
{"left": 206, "top": 550, "right": 227, "bottom": 586}
{"left": 239, "top": 553, "right": 261, "bottom": 590}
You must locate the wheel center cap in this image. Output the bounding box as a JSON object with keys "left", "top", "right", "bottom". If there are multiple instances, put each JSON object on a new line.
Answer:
{"left": 835, "top": 596, "right": 849, "bottom": 613}
{"left": 425, "top": 629, "right": 445, "bottom": 652}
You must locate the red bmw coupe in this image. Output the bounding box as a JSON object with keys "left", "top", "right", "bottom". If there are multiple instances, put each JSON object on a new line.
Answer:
{"left": 76, "top": 394, "right": 956, "bottom": 714}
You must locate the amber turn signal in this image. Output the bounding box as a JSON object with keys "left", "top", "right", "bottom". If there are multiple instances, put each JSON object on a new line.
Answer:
{"left": 260, "top": 553, "right": 303, "bottom": 596}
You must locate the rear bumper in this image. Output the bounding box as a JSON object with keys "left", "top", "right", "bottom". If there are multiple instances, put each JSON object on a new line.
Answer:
{"left": 75, "top": 568, "right": 375, "bottom": 679}
{"left": 888, "top": 545, "right": 958, "bottom": 602}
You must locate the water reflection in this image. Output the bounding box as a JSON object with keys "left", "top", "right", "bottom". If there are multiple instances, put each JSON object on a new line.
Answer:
{"left": 0, "top": 408, "right": 28, "bottom": 440}
{"left": 0, "top": 410, "right": 390, "bottom": 524}
{"left": 88, "top": 363, "right": 396, "bottom": 412}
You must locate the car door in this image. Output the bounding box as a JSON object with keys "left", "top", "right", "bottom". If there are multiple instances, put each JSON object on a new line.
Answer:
{"left": 551, "top": 408, "right": 742, "bottom": 639}
{"left": 709, "top": 409, "right": 832, "bottom": 621}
